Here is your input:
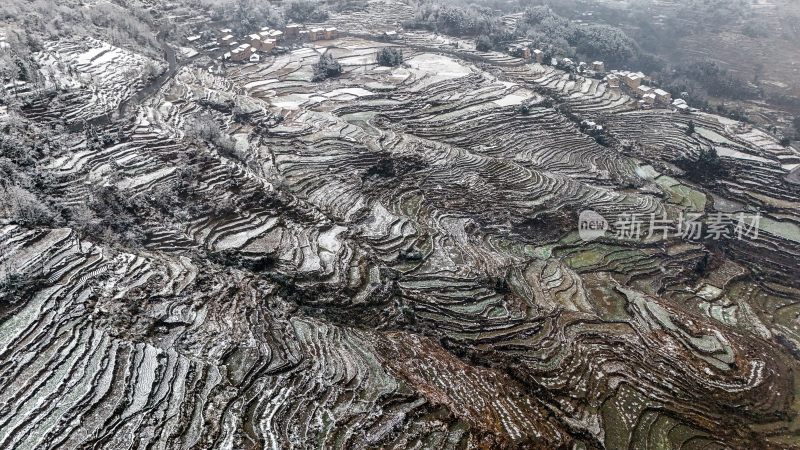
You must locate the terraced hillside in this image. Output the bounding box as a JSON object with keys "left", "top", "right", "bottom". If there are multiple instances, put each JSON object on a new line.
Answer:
{"left": 1, "top": 1, "right": 800, "bottom": 449}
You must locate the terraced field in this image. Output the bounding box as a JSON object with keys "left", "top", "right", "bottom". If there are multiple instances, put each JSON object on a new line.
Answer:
{"left": 2, "top": 2, "right": 800, "bottom": 449}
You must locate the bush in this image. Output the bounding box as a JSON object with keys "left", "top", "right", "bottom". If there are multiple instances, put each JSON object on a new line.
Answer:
{"left": 184, "top": 116, "right": 221, "bottom": 141}
{"left": 0, "top": 273, "right": 45, "bottom": 308}
{"left": 0, "top": 185, "right": 55, "bottom": 226}
{"left": 475, "top": 34, "right": 493, "bottom": 52}
{"left": 312, "top": 53, "right": 342, "bottom": 81}
{"left": 678, "top": 148, "right": 728, "bottom": 183}
{"left": 376, "top": 47, "right": 403, "bottom": 67}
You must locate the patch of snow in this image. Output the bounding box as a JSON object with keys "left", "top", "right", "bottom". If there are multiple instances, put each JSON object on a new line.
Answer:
{"left": 179, "top": 47, "right": 199, "bottom": 58}
{"left": 270, "top": 93, "right": 312, "bottom": 110}
{"left": 117, "top": 167, "right": 176, "bottom": 190}
{"left": 324, "top": 87, "right": 374, "bottom": 99}
{"left": 244, "top": 79, "right": 279, "bottom": 90}
{"left": 493, "top": 93, "right": 527, "bottom": 107}
{"left": 215, "top": 218, "right": 279, "bottom": 251}
{"left": 406, "top": 53, "right": 470, "bottom": 81}
{"left": 715, "top": 147, "right": 771, "bottom": 164}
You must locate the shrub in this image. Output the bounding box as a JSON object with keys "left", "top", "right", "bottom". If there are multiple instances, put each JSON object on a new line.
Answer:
{"left": 0, "top": 185, "right": 55, "bottom": 226}
{"left": 0, "top": 273, "right": 45, "bottom": 308}
{"left": 475, "top": 34, "right": 493, "bottom": 52}
{"left": 376, "top": 47, "right": 403, "bottom": 67}
{"left": 312, "top": 53, "right": 342, "bottom": 81}
{"left": 678, "top": 148, "right": 728, "bottom": 183}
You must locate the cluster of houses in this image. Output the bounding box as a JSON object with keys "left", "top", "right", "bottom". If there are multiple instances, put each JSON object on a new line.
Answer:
{"left": 502, "top": 45, "right": 687, "bottom": 113}
{"left": 552, "top": 57, "right": 606, "bottom": 77}
{"left": 296, "top": 26, "right": 339, "bottom": 42}
{"left": 213, "top": 24, "right": 339, "bottom": 62}
{"left": 604, "top": 70, "right": 675, "bottom": 109}
{"left": 671, "top": 98, "right": 694, "bottom": 113}
{"left": 507, "top": 43, "right": 545, "bottom": 64}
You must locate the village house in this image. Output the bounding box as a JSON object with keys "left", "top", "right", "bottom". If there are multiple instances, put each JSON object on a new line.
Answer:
{"left": 262, "top": 38, "right": 276, "bottom": 52}
{"left": 605, "top": 73, "right": 620, "bottom": 88}
{"left": 285, "top": 24, "right": 301, "bottom": 38}
{"left": 533, "top": 49, "right": 544, "bottom": 64}
{"left": 383, "top": 30, "right": 399, "bottom": 40}
{"left": 250, "top": 32, "right": 275, "bottom": 52}
{"left": 256, "top": 27, "right": 283, "bottom": 43}
{"left": 309, "top": 28, "right": 324, "bottom": 41}
{"left": 219, "top": 34, "right": 236, "bottom": 46}
{"left": 299, "top": 29, "right": 310, "bottom": 41}
{"left": 616, "top": 71, "right": 644, "bottom": 89}
{"left": 592, "top": 61, "right": 605, "bottom": 72}
{"left": 230, "top": 44, "right": 255, "bottom": 62}
{"left": 269, "top": 29, "right": 284, "bottom": 42}
{"left": 626, "top": 73, "right": 644, "bottom": 89}
{"left": 642, "top": 92, "right": 656, "bottom": 105}
{"left": 249, "top": 53, "right": 261, "bottom": 63}
{"left": 637, "top": 85, "right": 652, "bottom": 98}
{"left": 324, "top": 28, "right": 338, "bottom": 40}
{"left": 653, "top": 88, "right": 672, "bottom": 105}
{"left": 672, "top": 98, "right": 690, "bottom": 113}
{"left": 507, "top": 44, "right": 531, "bottom": 60}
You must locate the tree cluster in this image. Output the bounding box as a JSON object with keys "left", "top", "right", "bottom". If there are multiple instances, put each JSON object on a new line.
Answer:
{"left": 285, "top": 0, "right": 329, "bottom": 24}
{"left": 517, "top": 6, "right": 640, "bottom": 67}
{"left": 376, "top": 47, "right": 403, "bottom": 67}
{"left": 475, "top": 34, "right": 493, "bottom": 52}
{"left": 677, "top": 148, "right": 728, "bottom": 184}
{"left": 404, "top": 2, "right": 502, "bottom": 37}
{"left": 312, "top": 53, "right": 342, "bottom": 81}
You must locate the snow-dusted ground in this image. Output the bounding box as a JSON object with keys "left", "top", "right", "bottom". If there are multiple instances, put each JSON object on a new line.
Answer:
{"left": 715, "top": 147, "right": 772, "bottom": 163}
{"left": 32, "top": 38, "right": 166, "bottom": 122}
{"left": 406, "top": 53, "right": 471, "bottom": 82}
